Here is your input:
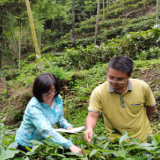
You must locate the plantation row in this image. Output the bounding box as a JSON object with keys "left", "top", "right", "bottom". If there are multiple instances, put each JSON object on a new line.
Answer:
{"left": 61, "top": 13, "right": 155, "bottom": 42}
{"left": 3, "top": 32, "right": 160, "bottom": 82}
{"left": 102, "top": 19, "right": 155, "bottom": 42}
{"left": 3, "top": 26, "right": 160, "bottom": 82}
{"left": 73, "top": 15, "right": 155, "bottom": 37}
{"left": 76, "top": 0, "right": 155, "bottom": 28}
{"left": 107, "top": 0, "right": 145, "bottom": 11}
{"left": 55, "top": 27, "right": 160, "bottom": 70}
{"left": 104, "top": 0, "right": 154, "bottom": 19}
{"left": 1, "top": 124, "right": 160, "bottom": 160}
{"left": 42, "top": 17, "right": 156, "bottom": 53}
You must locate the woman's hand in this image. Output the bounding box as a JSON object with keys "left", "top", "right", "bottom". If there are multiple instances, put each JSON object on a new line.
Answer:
{"left": 66, "top": 126, "right": 73, "bottom": 130}
{"left": 69, "top": 144, "right": 85, "bottom": 155}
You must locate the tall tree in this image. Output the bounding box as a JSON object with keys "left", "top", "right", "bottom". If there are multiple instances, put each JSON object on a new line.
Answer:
{"left": 94, "top": 0, "right": 100, "bottom": 44}
{"left": 72, "top": 0, "right": 75, "bottom": 46}
{"left": 103, "top": 0, "right": 105, "bottom": 21}
{"left": 143, "top": 0, "right": 146, "bottom": 9}
{"left": 0, "top": 17, "right": 3, "bottom": 70}
{"left": 156, "top": 0, "right": 160, "bottom": 25}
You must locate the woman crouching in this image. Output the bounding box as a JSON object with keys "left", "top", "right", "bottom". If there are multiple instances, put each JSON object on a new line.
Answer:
{"left": 14, "top": 73, "right": 82, "bottom": 158}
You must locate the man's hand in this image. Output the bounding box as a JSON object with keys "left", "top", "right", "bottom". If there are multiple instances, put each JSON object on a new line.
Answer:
{"left": 69, "top": 144, "right": 85, "bottom": 155}
{"left": 83, "top": 127, "right": 94, "bottom": 143}
{"left": 66, "top": 126, "right": 73, "bottom": 130}
{"left": 83, "top": 111, "right": 99, "bottom": 143}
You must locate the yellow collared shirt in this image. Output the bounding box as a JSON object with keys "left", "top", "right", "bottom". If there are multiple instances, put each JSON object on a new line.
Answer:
{"left": 88, "top": 79, "right": 156, "bottom": 140}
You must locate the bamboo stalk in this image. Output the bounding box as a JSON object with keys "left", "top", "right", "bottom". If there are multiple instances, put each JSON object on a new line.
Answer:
{"left": 103, "top": 0, "right": 105, "bottom": 21}
{"left": 143, "top": 0, "right": 145, "bottom": 9}
{"left": 37, "top": 3, "right": 41, "bottom": 54}
{"left": 25, "top": 0, "right": 41, "bottom": 58}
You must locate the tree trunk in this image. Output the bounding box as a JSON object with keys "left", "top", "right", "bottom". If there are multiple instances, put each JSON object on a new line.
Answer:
{"left": 1, "top": 77, "right": 6, "bottom": 90}
{"left": 94, "top": 0, "right": 100, "bottom": 44}
{"left": 156, "top": 0, "right": 160, "bottom": 25}
{"left": 156, "top": 0, "right": 158, "bottom": 25}
{"left": 43, "top": 23, "right": 47, "bottom": 44}
{"left": 72, "top": 0, "right": 75, "bottom": 47}
{"left": 103, "top": 0, "right": 105, "bottom": 21}
{"left": 10, "top": 29, "right": 19, "bottom": 63}
{"left": 19, "top": 18, "right": 22, "bottom": 70}
{"left": 0, "top": 17, "right": 3, "bottom": 70}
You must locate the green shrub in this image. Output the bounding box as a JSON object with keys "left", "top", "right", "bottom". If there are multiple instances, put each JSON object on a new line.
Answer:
{"left": 138, "top": 47, "right": 160, "bottom": 60}
{"left": 41, "top": 45, "right": 55, "bottom": 53}
{"left": 2, "top": 69, "right": 21, "bottom": 80}
{"left": 1, "top": 128, "right": 160, "bottom": 159}
{"left": 61, "top": 27, "right": 160, "bottom": 69}
{"left": 13, "top": 110, "right": 23, "bottom": 122}
{"left": 105, "top": 0, "right": 155, "bottom": 19}
{"left": 46, "top": 66, "right": 71, "bottom": 81}
{"left": 103, "top": 19, "right": 155, "bottom": 41}
{"left": 63, "top": 44, "right": 114, "bottom": 69}
{"left": 25, "top": 53, "right": 36, "bottom": 62}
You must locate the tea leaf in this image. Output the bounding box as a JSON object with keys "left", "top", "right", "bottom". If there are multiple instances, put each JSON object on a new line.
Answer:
{"left": 104, "top": 142, "right": 110, "bottom": 149}
{"left": 0, "top": 150, "right": 19, "bottom": 160}
{"left": 89, "top": 149, "right": 97, "bottom": 157}
{"left": 155, "top": 135, "right": 160, "bottom": 144}
{"left": 65, "top": 152, "right": 84, "bottom": 157}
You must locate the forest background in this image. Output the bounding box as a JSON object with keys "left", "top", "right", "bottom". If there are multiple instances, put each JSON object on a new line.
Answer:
{"left": 0, "top": 0, "right": 160, "bottom": 159}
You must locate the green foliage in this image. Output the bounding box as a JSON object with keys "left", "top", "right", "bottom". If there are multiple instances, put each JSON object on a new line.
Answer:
{"left": 138, "top": 47, "right": 160, "bottom": 60}
{"left": 41, "top": 45, "right": 55, "bottom": 53}
{"left": 105, "top": 0, "right": 155, "bottom": 19}
{"left": 1, "top": 0, "right": 160, "bottom": 158}
{"left": 62, "top": 45, "right": 112, "bottom": 69}
{"left": 42, "top": 36, "right": 102, "bottom": 53}
{"left": 1, "top": 122, "right": 160, "bottom": 160}
{"left": 53, "top": 27, "right": 160, "bottom": 70}
{"left": 62, "top": 14, "right": 155, "bottom": 41}
{"left": 108, "top": 0, "right": 144, "bottom": 12}
{"left": 2, "top": 69, "right": 21, "bottom": 81}
{"left": 13, "top": 110, "right": 23, "bottom": 122}
{"left": 0, "top": 90, "right": 8, "bottom": 104}
{"left": 2, "top": 55, "right": 71, "bottom": 86}
{"left": 25, "top": 53, "right": 37, "bottom": 62}
{"left": 102, "top": 19, "right": 155, "bottom": 41}
{"left": 44, "top": 14, "right": 156, "bottom": 54}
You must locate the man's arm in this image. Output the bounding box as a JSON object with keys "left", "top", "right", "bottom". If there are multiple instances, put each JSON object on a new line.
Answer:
{"left": 83, "top": 111, "right": 99, "bottom": 143}
{"left": 145, "top": 105, "right": 156, "bottom": 120}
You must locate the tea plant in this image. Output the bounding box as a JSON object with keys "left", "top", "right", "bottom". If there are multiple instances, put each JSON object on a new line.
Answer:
{"left": 1, "top": 124, "right": 160, "bottom": 160}
{"left": 55, "top": 27, "right": 160, "bottom": 70}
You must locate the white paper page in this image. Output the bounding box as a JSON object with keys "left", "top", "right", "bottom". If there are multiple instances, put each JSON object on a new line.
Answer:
{"left": 55, "top": 126, "right": 85, "bottom": 133}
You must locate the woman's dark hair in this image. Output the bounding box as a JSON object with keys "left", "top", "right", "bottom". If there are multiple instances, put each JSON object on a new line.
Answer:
{"left": 32, "top": 73, "right": 59, "bottom": 102}
{"left": 108, "top": 55, "right": 134, "bottom": 76}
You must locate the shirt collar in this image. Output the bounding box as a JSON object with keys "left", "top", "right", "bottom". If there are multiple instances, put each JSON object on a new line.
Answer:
{"left": 41, "top": 102, "right": 50, "bottom": 108}
{"left": 109, "top": 79, "right": 132, "bottom": 92}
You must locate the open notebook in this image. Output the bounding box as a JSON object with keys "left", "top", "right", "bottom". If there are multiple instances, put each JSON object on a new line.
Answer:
{"left": 55, "top": 126, "right": 85, "bottom": 133}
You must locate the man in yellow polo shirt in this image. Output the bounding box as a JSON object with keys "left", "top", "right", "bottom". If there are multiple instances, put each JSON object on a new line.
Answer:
{"left": 84, "top": 55, "right": 156, "bottom": 143}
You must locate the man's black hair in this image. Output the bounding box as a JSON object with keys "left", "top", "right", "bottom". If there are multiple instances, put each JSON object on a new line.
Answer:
{"left": 108, "top": 55, "right": 134, "bottom": 76}
{"left": 32, "top": 73, "right": 59, "bottom": 103}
